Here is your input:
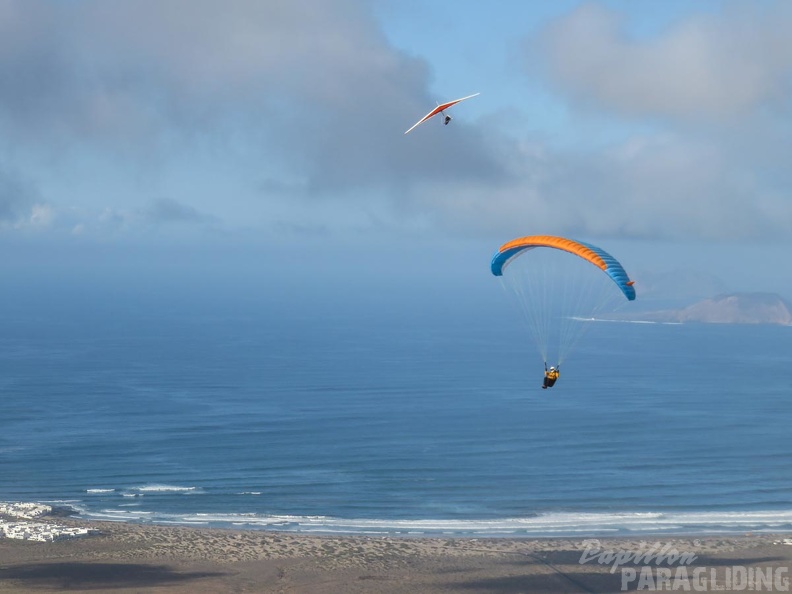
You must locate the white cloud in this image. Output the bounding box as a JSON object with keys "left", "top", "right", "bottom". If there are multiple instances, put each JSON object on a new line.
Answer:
{"left": 537, "top": 3, "right": 792, "bottom": 120}
{"left": 27, "top": 203, "right": 54, "bottom": 228}
{"left": 0, "top": 0, "right": 505, "bottom": 208}
{"left": 479, "top": 2, "right": 792, "bottom": 243}
{"left": 5, "top": 203, "right": 55, "bottom": 231}
{"left": 1, "top": 1, "right": 791, "bottom": 247}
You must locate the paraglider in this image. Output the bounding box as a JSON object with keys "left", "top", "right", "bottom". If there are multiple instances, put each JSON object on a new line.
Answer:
{"left": 491, "top": 235, "right": 636, "bottom": 387}
{"left": 542, "top": 364, "right": 559, "bottom": 390}
{"left": 404, "top": 93, "right": 480, "bottom": 134}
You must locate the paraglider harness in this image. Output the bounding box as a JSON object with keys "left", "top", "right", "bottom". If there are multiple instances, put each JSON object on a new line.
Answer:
{"left": 542, "top": 362, "right": 559, "bottom": 389}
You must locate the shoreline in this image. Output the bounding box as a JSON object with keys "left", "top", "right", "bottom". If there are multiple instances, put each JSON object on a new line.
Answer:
{"left": 8, "top": 501, "right": 792, "bottom": 540}
{"left": 2, "top": 514, "right": 792, "bottom": 592}
{"left": 5, "top": 501, "right": 792, "bottom": 542}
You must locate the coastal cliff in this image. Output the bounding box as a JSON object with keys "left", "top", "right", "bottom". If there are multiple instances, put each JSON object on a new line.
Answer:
{"left": 614, "top": 293, "right": 792, "bottom": 326}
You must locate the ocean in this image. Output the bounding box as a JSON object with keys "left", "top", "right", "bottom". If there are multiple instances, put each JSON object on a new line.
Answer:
{"left": 2, "top": 285, "right": 792, "bottom": 537}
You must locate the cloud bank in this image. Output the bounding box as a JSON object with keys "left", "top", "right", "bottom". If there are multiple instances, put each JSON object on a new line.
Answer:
{"left": 0, "top": 1, "right": 790, "bottom": 244}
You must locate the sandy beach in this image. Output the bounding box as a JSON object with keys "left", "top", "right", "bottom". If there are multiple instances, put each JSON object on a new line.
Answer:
{"left": 2, "top": 518, "right": 791, "bottom": 593}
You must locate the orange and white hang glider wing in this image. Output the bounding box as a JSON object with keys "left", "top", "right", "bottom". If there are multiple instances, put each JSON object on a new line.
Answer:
{"left": 404, "top": 93, "right": 480, "bottom": 134}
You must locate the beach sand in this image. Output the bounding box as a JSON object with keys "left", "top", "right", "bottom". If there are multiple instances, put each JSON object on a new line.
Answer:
{"left": 1, "top": 519, "right": 791, "bottom": 592}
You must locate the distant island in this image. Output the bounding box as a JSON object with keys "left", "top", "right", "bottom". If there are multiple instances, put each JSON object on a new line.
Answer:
{"left": 609, "top": 293, "right": 792, "bottom": 326}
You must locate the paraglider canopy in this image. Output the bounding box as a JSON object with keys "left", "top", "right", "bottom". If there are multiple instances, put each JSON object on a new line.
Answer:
{"left": 491, "top": 235, "right": 636, "bottom": 301}
{"left": 491, "top": 235, "right": 636, "bottom": 366}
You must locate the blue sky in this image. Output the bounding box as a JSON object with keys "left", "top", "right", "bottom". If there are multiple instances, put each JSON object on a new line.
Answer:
{"left": 2, "top": 0, "right": 792, "bottom": 304}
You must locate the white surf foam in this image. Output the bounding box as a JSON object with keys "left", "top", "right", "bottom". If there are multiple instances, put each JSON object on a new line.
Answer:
{"left": 73, "top": 508, "right": 792, "bottom": 536}
{"left": 126, "top": 484, "right": 200, "bottom": 494}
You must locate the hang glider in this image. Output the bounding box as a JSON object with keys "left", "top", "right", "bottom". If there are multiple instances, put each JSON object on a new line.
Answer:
{"left": 404, "top": 93, "right": 480, "bottom": 135}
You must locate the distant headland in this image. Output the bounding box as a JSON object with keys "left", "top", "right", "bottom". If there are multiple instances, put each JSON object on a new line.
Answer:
{"left": 611, "top": 292, "right": 792, "bottom": 326}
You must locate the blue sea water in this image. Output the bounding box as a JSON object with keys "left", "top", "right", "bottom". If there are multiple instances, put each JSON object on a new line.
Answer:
{"left": 2, "top": 288, "right": 792, "bottom": 537}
